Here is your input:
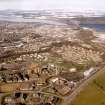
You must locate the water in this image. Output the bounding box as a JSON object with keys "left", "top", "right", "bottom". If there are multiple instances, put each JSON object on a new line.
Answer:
{"left": 80, "top": 24, "right": 105, "bottom": 32}
{"left": 0, "top": 16, "right": 67, "bottom": 26}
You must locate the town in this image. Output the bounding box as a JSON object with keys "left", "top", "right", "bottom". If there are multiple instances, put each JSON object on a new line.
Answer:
{"left": 0, "top": 10, "right": 105, "bottom": 105}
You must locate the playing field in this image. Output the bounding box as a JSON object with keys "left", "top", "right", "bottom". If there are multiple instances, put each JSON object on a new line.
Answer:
{"left": 70, "top": 71, "right": 105, "bottom": 105}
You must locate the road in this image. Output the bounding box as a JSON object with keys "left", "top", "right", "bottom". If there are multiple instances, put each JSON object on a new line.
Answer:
{"left": 0, "top": 90, "right": 63, "bottom": 105}
{"left": 62, "top": 65, "right": 105, "bottom": 105}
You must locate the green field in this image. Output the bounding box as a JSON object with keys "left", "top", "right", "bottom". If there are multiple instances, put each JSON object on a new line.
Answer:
{"left": 70, "top": 71, "right": 105, "bottom": 105}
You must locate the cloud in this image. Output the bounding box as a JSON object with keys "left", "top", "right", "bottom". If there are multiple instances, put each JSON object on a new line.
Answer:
{"left": 0, "top": 0, "right": 104, "bottom": 11}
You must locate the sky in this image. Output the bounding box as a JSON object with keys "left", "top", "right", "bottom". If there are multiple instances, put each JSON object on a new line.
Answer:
{"left": 0, "top": 0, "right": 105, "bottom": 11}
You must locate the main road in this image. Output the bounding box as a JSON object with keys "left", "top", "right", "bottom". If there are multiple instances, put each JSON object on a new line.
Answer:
{"left": 62, "top": 65, "right": 105, "bottom": 105}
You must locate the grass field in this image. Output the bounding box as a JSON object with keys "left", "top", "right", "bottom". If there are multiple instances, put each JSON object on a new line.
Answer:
{"left": 70, "top": 71, "right": 105, "bottom": 105}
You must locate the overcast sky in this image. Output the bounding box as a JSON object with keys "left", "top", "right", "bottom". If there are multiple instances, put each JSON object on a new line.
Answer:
{"left": 0, "top": 0, "right": 105, "bottom": 11}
